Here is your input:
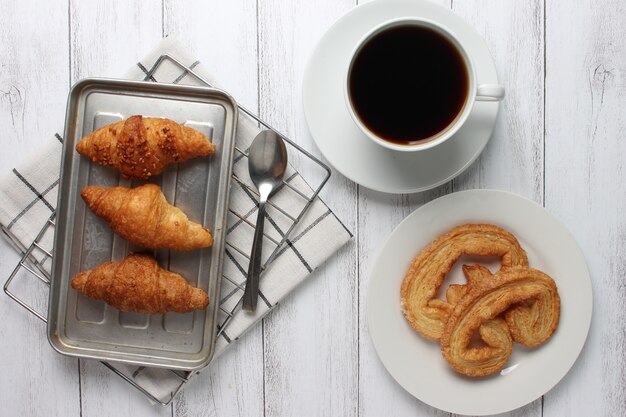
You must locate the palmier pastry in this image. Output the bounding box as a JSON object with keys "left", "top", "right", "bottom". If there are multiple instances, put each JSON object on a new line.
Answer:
{"left": 400, "top": 224, "right": 528, "bottom": 340}
{"left": 440, "top": 265, "right": 560, "bottom": 377}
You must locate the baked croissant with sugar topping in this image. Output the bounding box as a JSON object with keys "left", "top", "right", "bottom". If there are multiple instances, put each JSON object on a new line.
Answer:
{"left": 71, "top": 253, "right": 209, "bottom": 314}
{"left": 76, "top": 115, "right": 216, "bottom": 179}
{"left": 81, "top": 183, "right": 213, "bottom": 250}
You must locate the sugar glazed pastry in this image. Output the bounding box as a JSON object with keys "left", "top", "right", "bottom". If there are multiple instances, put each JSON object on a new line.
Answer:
{"left": 71, "top": 253, "right": 209, "bottom": 314}
{"left": 76, "top": 115, "right": 216, "bottom": 179}
{"left": 440, "top": 265, "right": 560, "bottom": 377}
{"left": 400, "top": 224, "right": 529, "bottom": 341}
{"left": 400, "top": 224, "right": 560, "bottom": 377}
{"left": 81, "top": 183, "right": 213, "bottom": 250}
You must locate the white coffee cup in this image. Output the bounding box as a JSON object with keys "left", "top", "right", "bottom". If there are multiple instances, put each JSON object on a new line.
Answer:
{"left": 345, "top": 18, "right": 504, "bottom": 152}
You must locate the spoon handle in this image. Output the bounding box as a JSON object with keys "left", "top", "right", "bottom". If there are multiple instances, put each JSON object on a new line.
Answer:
{"left": 242, "top": 198, "right": 267, "bottom": 312}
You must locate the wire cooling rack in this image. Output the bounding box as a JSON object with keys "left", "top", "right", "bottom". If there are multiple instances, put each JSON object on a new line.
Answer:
{"left": 2, "top": 54, "right": 331, "bottom": 406}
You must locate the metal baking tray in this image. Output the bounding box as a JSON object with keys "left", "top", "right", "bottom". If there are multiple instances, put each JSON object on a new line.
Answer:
{"left": 47, "top": 78, "right": 237, "bottom": 370}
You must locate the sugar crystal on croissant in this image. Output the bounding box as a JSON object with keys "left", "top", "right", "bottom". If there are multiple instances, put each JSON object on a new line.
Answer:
{"left": 76, "top": 115, "right": 216, "bottom": 179}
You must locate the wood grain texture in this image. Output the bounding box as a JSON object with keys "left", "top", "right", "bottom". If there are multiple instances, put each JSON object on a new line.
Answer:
{"left": 163, "top": 1, "right": 264, "bottom": 416}
{"left": 67, "top": 1, "right": 164, "bottom": 416}
{"left": 355, "top": 2, "right": 452, "bottom": 417}
{"left": 544, "top": 1, "right": 626, "bottom": 416}
{"left": 257, "top": 1, "right": 358, "bottom": 417}
{"left": 79, "top": 360, "right": 170, "bottom": 417}
{"left": 450, "top": 2, "right": 544, "bottom": 415}
{"left": 0, "top": 2, "right": 79, "bottom": 416}
{"left": 357, "top": 185, "right": 453, "bottom": 417}
{"left": 69, "top": 0, "right": 162, "bottom": 82}
{"left": 0, "top": 0, "right": 70, "bottom": 162}
{"left": 357, "top": 1, "right": 544, "bottom": 416}
{"left": 0, "top": 239, "right": 81, "bottom": 417}
{"left": 1, "top": 0, "right": 625, "bottom": 416}
{"left": 452, "top": 0, "right": 544, "bottom": 205}
{"left": 164, "top": 0, "right": 259, "bottom": 111}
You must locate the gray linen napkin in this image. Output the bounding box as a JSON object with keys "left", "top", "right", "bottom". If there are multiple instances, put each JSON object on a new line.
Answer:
{"left": 0, "top": 37, "right": 351, "bottom": 402}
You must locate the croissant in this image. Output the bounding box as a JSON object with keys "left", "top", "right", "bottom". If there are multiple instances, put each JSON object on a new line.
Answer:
{"left": 400, "top": 224, "right": 529, "bottom": 341}
{"left": 81, "top": 183, "right": 213, "bottom": 250}
{"left": 76, "top": 115, "right": 216, "bottom": 179}
{"left": 71, "top": 253, "right": 209, "bottom": 314}
{"left": 440, "top": 265, "right": 560, "bottom": 377}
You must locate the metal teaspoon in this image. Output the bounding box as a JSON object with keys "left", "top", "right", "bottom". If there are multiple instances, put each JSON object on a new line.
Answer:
{"left": 242, "top": 130, "right": 288, "bottom": 312}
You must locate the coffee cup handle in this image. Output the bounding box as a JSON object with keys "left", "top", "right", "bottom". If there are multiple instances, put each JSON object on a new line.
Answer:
{"left": 476, "top": 84, "right": 505, "bottom": 102}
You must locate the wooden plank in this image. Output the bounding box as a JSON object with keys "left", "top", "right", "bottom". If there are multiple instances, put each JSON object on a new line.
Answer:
{"left": 452, "top": 0, "right": 544, "bottom": 205}
{"left": 69, "top": 0, "right": 163, "bottom": 82}
{"left": 452, "top": 2, "right": 545, "bottom": 415}
{"left": 257, "top": 1, "right": 358, "bottom": 416}
{"left": 357, "top": 0, "right": 544, "bottom": 416}
{"left": 78, "top": 360, "right": 171, "bottom": 416}
{"left": 163, "top": 1, "right": 265, "bottom": 416}
{"left": 171, "top": 332, "right": 264, "bottom": 417}
{"left": 357, "top": 184, "right": 453, "bottom": 417}
{"left": 163, "top": 0, "right": 259, "bottom": 112}
{"left": 544, "top": 1, "right": 626, "bottom": 416}
{"left": 0, "top": 242, "right": 81, "bottom": 417}
{"left": 0, "top": 0, "right": 70, "bottom": 161}
{"left": 0, "top": 1, "right": 80, "bottom": 416}
{"left": 354, "top": 2, "right": 456, "bottom": 417}
{"left": 67, "top": 1, "right": 166, "bottom": 416}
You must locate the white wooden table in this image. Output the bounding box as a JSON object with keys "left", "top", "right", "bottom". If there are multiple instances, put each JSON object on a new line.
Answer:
{"left": 1, "top": 0, "right": 624, "bottom": 416}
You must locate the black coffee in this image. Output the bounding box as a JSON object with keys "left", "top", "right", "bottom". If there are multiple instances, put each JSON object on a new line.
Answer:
{"left": 348, "top": 25, "right": 469, "bottom": 145}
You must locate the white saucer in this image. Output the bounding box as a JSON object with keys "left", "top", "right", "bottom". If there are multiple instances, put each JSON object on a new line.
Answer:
{"left": 367, "top": 190, "right": 593, "bottom": 415}
{"left": 302, "top": 0, "right": 500, "bottom": 194}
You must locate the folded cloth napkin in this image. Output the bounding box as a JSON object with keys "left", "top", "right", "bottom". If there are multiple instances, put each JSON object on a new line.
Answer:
{"left": 0, "top": 37, "right": 351, "bottom": 402}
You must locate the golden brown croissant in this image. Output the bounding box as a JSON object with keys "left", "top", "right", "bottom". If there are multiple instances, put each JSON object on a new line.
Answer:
{"left": 440, "top": 265, "right": 560, "bottom": 377}
{"left": 400, "top": 224, "right": 529, "bottom": 341}
{"left": 76, "top": 115, "right": 216, "bottom": 179}
{"left": 81, "top": 183, "right": 213, "bottom": 250}
{"left": 71, "top": 253, "right": 209, "bottom": 314}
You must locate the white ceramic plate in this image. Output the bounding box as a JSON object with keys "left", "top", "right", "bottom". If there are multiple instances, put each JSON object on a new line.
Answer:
{"left": 302, "top": 0, "right": 500, "bottom": 193}
{"left": 367, "top": 190, "right": 592, "bottom": 415}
